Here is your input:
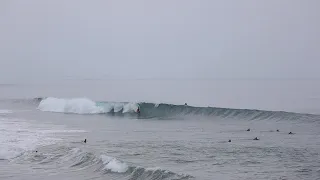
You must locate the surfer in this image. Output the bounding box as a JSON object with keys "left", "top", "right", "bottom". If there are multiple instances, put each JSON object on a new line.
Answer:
{"left": 84, "top": 139, "right": 87, "bottom": 143}
{"left": 253, "top": 137, "right": 259, "bottom": 140}
{"left": 184, "top": 103, "right": 188, "bottom": 105}
{"left": 277, "top": 129, "right": 279, "bottom": 132}
{"left": 247, "top": 128, "right": 250, "bottom": 132}
{"left": 288, "top": 132, "right": 293, "bottom": 135}
{"left": 137, "top": 108, "right": 140, "bottom": 114}
{"left": 228, "top": 139, "right": 231, "bottom": 142}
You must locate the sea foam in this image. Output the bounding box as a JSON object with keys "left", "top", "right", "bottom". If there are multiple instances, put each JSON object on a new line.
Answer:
{"left": 38, "top": 97, "right": 139, "bottom": 114}
{"left": 0, "top": 117, "right": 62, "bottom": 160}
{"left": 100, "top": 155, "right": 128, "bottom": 173}
{"left": 38, "top": 97, "right": 106, "bottom": 114}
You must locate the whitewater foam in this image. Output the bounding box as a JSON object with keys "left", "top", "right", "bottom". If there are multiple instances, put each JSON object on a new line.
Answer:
{"left": 0, "top": 109, "right": 13, "bottom": 114}
{"left": 0, "top": 114, "right": 89, "bottom": 161}
{"left": 100, "top": 155, "right": 128, "bottom": 173}
{"left": 38, "top": 97, "right": 106, "bottom": 114}
{"left": 0, "top": 117, "right": 62, "bottom": 160}
{"left": 123, "top": 102, "right": 139, "bottom": 113}
{"left": 38, "top": 97, "right": 140, "bottom": 115}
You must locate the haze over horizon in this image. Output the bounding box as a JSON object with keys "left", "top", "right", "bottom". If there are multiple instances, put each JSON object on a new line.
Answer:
{"left": 1, "top": 0, "right": 319, "bottom": 83}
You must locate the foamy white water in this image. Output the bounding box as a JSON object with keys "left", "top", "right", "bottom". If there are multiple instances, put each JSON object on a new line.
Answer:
{"left": 38, "top": 97, "right": 106, "bottom": 114}
{"left": 38, "top": 97, "right": 140, "bottom": 114}
{"left": 101, "top": 155, "right": 129, "bottom": 173}
{"left": 0, "top": 117, "right": 60, "bottom": 160}
{"left": 0, "top": 80, "right": 320, "bottom": 180}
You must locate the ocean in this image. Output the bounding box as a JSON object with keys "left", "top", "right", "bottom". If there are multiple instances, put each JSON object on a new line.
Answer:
{"left": 0, "top": 79, "right": 320, "bottom": 180}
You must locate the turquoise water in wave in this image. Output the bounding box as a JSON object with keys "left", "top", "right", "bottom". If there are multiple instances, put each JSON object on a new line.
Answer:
{"left": 0, "top": 80, "right": 320, "bottom": 180}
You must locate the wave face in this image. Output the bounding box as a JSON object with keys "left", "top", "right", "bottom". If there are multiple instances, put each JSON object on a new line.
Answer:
{"left": 13, "top": 145, "right": 193, "bottom": 180}
{"left": 36, "top": 97, "right": 319, "bottom": 121}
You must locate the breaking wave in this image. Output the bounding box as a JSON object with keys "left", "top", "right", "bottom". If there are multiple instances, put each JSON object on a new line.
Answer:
{"left": 13, "top": 145, "right": 193, "bottom": 180}
{"left": 38, "top": 97, "right": 107, "bottom": 114}
{"left": 38, "top": 97, "right": 139, "bottom": 114}
{"left": 101, "top": 155, "right": 129, "bottom": 173}
{"left": 34, "top": 97, "right": 320, "bottom": 121}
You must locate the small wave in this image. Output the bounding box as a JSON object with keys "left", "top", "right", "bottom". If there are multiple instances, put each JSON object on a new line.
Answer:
{"left": 101, "top": 155, "right": 128, "bottom": 173}
{"left": 128, "top": 166, "right": 193, "bottom": 180}
{"left": 100, "top": 156, "right": 193, "bottom": 179}
{"left": 14, "top": 145, "right": 193, "bottom": 179}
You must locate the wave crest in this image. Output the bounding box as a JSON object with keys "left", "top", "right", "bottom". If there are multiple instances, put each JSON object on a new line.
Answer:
{"left": 101, "top": 155, "right": 128, "bottom": 173}
{"left": 14, "top": 145, "right": 193, "bottom": 180}
{"left": 35, "top": 97, "right": 319, "bottom": 121}
{"left": 38, "top": 97, "right": 139, "bottom": 114}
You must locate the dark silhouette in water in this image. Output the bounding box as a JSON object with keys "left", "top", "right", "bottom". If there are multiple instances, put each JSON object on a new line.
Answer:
{"left": 35, "top": 97, "right": 44, "bottom": 101}
{"left": 84, "top": 139, "right": 87, "bottom": 143}
{"left": 184, "top": 103, "right": 188, "bottom": 105}
{"left": 289, "top": 132, "right": 293, "bottom": 134}
{"left": 277, "top": 129, "right": 279, "bottom": 132}
{"left": 247, "top": 128, "right": 250, "bottom": 131}
{"left": 228, "top": 139, "right": 231, "bottom": 142}
{"left": 253, "top": 137, "right": 259, "bottom": 140}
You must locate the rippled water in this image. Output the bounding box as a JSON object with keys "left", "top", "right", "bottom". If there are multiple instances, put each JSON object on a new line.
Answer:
{"left": 1, "top": 80, "right": 320, "bottom": 180}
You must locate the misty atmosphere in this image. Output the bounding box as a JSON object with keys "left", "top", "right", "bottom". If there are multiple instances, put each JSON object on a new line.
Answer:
{"left": 1, "top": 0, "right": 319, "bottom": 82}
{"left": 0, "top": 1, "right": 320, "bottom": 180}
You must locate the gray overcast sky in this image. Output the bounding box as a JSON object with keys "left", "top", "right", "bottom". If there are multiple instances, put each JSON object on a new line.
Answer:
{"left": 0, "top": 0, "right": 319, "bottom": 82}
